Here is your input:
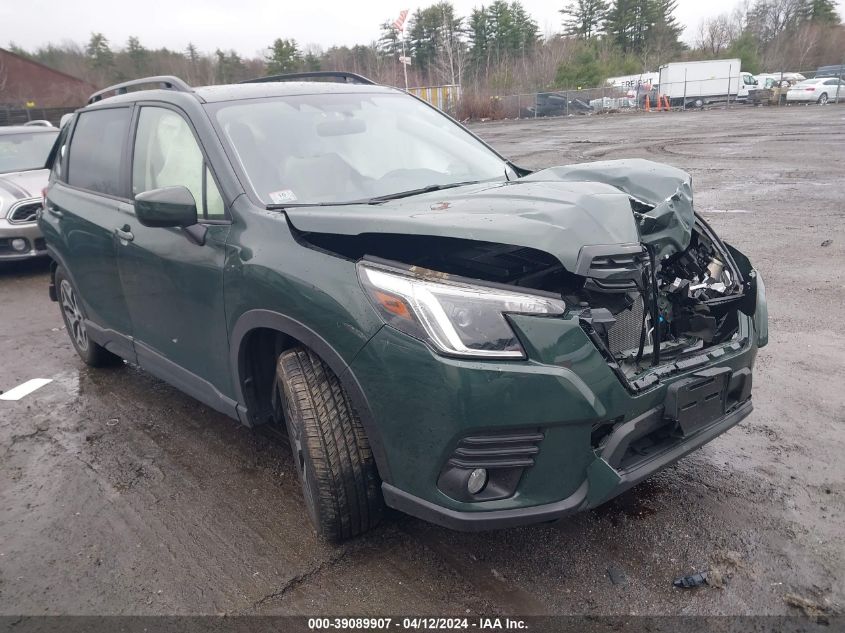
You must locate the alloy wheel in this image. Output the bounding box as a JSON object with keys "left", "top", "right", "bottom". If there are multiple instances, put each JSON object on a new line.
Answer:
{"left": 60, "top": 279, "right": 88, "bottom": 351}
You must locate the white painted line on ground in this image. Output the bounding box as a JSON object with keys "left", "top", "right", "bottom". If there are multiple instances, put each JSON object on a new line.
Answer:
{"left": 701, "top": 209, "right": 751, "bottom": 214}
{"left": 0, "top": 379, "right": 53, "bottom": 401}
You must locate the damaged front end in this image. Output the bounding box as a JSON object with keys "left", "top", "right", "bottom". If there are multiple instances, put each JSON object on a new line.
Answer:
{"left": 280, "top": 158, "right": 768, "bottom": 527}
{"left": 540, "top": 160, "right": 765, "bottom": 392}
{"left": 285, "top": 158, "right": 766, "bottom": 393}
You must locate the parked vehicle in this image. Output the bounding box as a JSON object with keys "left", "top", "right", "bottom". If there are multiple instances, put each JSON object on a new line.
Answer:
{"left": 41, "top": 73, "right": 768, "bottom": 540}
{"left": 605, "top": 72, "right": 659, "bottom": 96}
{"left": 753, "top": 72, "right": 805, "bottom": 87}
{"left": 749, "top": 74, "right": 805, "bottom": 105}
{"left": 520, "top": 92, "right": 592, "bottom": 117}
{"left": 814, "top": 64, "right": 845, "bottom": 78}
{"left": 0, "top": 124, "right": 58, "bottom": 261}
{"left": 786, "top": 78, "right": 845, "bottom": 104}
{"left": 658, "top": 59, "right": 756, "bottom": 107}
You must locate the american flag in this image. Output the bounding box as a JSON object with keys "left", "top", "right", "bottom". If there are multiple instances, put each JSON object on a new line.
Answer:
{"left": 392, "top": 9, "right": 409, "bottom": 32}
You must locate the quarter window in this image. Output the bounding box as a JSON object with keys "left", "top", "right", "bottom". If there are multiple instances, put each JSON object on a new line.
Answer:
{"left": 67, "top": 108, "right": 131, "bottom": 196}
{"left": 132, "top": 107, "right": 225, "bottom": 220}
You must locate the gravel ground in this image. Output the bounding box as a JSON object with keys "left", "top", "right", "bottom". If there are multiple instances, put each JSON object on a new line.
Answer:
{"left": 0, "top": 105, "right": 842, "bottom": 618}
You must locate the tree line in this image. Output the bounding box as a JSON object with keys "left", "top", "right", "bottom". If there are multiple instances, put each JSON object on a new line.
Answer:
{"left": 6, "top": 0, "right": 843, "bottom": 103}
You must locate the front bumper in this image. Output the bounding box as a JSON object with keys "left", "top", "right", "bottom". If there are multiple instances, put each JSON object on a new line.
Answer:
{"left": 350, "top": 308, "right": 761, "bottom": 530}
{"left": 0, "top": 219, "right": 48, "bottom": 261}
{"left": 383, "top": 399, "right": 752, "bottom": 531}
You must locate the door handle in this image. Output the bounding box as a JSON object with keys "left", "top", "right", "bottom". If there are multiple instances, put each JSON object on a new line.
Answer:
{"left": 115, "top": 226, "right": 134, "bottom": 242}
{"left": 46, "top": 204, "right": 64, "bottom": 218}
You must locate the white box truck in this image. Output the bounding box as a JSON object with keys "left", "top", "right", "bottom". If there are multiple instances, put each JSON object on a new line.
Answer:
{"left": 658, "top": 59, "right": 757, "bottom": 107}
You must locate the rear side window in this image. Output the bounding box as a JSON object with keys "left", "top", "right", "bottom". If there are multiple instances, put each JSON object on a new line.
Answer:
{"left": 67, "top": 108, "right": 130, "bottom": 196}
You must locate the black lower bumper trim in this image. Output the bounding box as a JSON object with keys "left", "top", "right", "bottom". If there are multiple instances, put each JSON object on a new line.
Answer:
{"left": 382, "top": 480, "right": 589, "bottom": 532}
{"left": 382, "top": 399, "right": 753, "bottom": 532}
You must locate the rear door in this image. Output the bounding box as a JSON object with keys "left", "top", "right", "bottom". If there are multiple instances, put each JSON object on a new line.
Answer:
{"left": 115, "top": 104, "right": 233, "bottom": 409}
{"left": 45, "top": 106, "right": 135, "bottom": 360}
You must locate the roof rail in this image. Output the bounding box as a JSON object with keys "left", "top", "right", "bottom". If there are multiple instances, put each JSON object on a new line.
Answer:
{"left": 87, "top": 76, "right": 193, "bottom": 105}
{"left": 239, "top": 71, "right": 376, "bottom": 86}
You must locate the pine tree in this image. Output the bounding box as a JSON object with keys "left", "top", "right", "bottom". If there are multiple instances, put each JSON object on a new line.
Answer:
{"left": 126, "top": 36, "right": 148, "bottom": 75}
{"left": 802, "top": 0, "right": 840, "bottom": 23}
{"left": 86, "top": 33, "right": 114, "bottom": 72}
{"left": 561, "top": 0, "right": 610, "bottom": 39}
{"left": 467, "top": 7, "right": 491, "bottom": 74}
{"left": 266, "top": 39, "right": 301, "bottom": 74}
{"left": 511, "top": 2, "right": 540, "bottom": 53}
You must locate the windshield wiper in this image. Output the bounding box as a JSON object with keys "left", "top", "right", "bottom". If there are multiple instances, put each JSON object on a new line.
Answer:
{"left": 266, "top": 200, "right": 366, "bottom": 210}
{"left": 366, "top": 180, "right": 481, "bottom": 204}
{"left": 265, "top": 180, "right": 483, "bottom": 211}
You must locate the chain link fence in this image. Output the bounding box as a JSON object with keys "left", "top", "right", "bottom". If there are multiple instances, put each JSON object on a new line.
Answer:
{"left": 0, "top": 105, "right": 76, "bottom": 127}
{"left": 460, "top": 68, "right": 844, "bottom": 121}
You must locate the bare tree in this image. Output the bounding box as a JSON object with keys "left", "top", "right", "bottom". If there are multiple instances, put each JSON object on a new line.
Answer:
{"left": 696, "top": 15, "right": 734, "bottom": 55}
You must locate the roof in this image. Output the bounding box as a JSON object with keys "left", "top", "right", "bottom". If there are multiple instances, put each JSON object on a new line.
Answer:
{"left": 194, "top": 81, "right": 398, "bottom": 103}
{"left": 83, "top": 78, "right": 400, "bottom": 109}
{"left": 0, "top": 125, "right": 59, "bottom": 135}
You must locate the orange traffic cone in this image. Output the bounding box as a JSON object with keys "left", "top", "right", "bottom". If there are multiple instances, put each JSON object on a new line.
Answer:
{"left": 662, "top": 95, "right": 671, "bottom": 110}
{"left": 656, "top": 95, "right": 664, "bottom": 111}
{"left": 645, "top": 95, "right": 651, "bottom": 112}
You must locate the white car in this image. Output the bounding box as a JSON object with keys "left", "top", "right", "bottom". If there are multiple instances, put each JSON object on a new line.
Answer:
{"left": 786, "top": 78, "right": 845, "bottom": 104}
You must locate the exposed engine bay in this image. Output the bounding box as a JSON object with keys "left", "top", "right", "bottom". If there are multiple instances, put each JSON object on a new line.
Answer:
{"left": 577, "top": 218, "right": 748, "bottom": 380}
{"left": 297, "top": 212, "right": 749, "bottom": 385}
{"left": 285, "top": 158, "right": 755, "bottom": 389}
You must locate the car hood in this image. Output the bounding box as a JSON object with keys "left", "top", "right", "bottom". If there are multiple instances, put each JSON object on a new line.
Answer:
{"left": 284, "top": 159, "right": 694, "bottom": 271}
{"left": 0, "top": 169, "right": 49, "bottom": 204}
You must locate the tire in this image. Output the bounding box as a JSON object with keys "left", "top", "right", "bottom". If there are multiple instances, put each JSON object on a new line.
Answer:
{"left": 818, "top": 93, "right": 828, "bottom": 105}
{"left": 55, "top": 266, "right": 122, "bottom": 367}
{"left": 276, "top": 346, "right": 383, "bottom": 540}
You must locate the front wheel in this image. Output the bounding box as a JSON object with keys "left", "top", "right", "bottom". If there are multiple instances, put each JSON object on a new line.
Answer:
{"left": 55, "top": 266, "right": 122, "bottom": 367}
{"left": 276, "top": 346, "right": 383, "bottom": 541}
{"left": 817, "top": 93, "right": 829, "bottom": 105}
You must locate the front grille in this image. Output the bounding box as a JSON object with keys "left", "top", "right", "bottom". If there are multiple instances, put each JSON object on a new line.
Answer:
{"left": 8, "top": 201, "right": 41, "bottom": 224}
{"left": 447, "top": 430, "right": 544, "bottom": 469}
{"left": 607, "top": 296, "right": 648, "bottom": 355}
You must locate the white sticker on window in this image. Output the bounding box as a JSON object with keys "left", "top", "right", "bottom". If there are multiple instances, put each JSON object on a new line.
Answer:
{"left": 269, "top": 189, "right": 298, "bottom": 204}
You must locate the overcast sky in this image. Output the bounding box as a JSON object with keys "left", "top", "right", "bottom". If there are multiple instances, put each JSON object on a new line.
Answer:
{"left": 4, "top": 0, "right": 845, "bottom": 58}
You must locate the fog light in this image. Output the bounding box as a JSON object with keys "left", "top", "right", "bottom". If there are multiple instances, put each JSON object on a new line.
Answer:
{"left": 11, "top": 238, "right": 27, "bottom": 252}
{"left": 466, "top": 468, "right": 488, "bottom": 495}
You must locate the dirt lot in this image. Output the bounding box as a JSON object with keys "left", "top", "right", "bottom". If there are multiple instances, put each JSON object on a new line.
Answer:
{"left": 0, "top": 106, "right": 843, "bottom": 618}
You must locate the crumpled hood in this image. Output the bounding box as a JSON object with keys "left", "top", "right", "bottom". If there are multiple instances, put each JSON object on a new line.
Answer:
{"left": 284, "top": 159, "right": 695, "bottom": 271}
{"left": 0, "top": 169, "right": 50, "bottom": 205}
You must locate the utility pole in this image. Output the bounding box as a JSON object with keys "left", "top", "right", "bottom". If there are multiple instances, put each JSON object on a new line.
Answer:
{"left": 401, "top": 39, "right": 409, "bottom": 91}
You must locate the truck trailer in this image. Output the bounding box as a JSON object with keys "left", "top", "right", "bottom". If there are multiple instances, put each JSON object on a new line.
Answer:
{"left": 658, "top": 59, "right": 756, "bottom": 107}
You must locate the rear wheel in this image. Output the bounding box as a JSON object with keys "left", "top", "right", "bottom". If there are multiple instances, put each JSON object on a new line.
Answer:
{"left": 55, "top": 266, "right": 122, "bottom": 367}
{"left": 817, "top": 93, "right": 829, "bottom": 105}
{"left": 276, "top": 346, "right": 383, "bottom": 541}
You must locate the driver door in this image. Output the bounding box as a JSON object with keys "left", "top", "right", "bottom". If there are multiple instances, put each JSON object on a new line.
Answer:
{"left": 115, "top": 104, "right": 234, "bottom": 412}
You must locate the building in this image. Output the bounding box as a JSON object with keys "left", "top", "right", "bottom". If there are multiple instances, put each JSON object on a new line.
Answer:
{"left": 0, "top": 48, "right": 98, "bottom": 109}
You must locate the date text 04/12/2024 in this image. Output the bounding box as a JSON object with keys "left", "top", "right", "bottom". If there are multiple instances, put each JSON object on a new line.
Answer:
{"left": 307, "top": 617, "right": 528, "bottom": 630}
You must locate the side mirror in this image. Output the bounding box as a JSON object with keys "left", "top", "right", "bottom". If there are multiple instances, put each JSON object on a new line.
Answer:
{"left": 135, "top": 186, "right": 198, "bottom": 229}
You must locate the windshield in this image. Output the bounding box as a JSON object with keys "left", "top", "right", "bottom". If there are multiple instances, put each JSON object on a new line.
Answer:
{"left": 0, "top": 131, "right": 58, "bottom": 174}
{"left": 212, "top": 92, "right": 507, "bottom": 205}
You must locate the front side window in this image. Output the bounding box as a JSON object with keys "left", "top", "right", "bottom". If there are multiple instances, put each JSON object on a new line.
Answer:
{"left": 0, "top": 130, "right": 59, "bottom": 174}
{"left": 67, "top": 108, "right": 130, "bottom": 196}
{"left": 212, "top": 92, "right": 507, "bottom": 206}
{"left": 132, "top": 107, "right": 225, "bottom": 220}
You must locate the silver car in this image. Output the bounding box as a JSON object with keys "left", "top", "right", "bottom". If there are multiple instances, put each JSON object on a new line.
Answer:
{"left": 0, "top": 123, "right": 59, "bottom": 261}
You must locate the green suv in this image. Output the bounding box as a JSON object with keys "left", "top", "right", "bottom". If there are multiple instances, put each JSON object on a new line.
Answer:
{"left": 40, "top": 73, "right": 768, "bottom": 540}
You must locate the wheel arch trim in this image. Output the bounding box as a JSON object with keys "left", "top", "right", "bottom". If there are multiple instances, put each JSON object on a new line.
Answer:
{"left": 229, "top": 309, "right": 392, "bottom": 483}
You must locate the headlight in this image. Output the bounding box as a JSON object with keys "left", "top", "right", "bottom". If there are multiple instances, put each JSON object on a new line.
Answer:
{"left": 358, "top": 262, "right": 566, "bottom": 359}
